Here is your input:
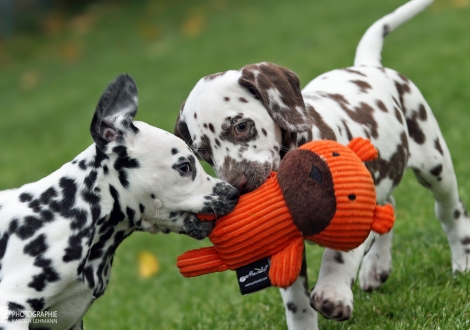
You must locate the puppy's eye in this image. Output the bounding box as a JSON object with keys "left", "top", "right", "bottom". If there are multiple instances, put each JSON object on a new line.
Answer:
{"left": 235, "top": 122, "right": 247, "bottom": 133}
{"left": 178, "top": 162, "right": 191, "bottom": 173}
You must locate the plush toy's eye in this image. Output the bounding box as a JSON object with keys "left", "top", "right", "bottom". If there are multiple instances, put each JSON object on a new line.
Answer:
{"left": 348, "top": 194, "right": 356, "bottom": 201}
{"left": 332, "top": 152, "right": 340, "bottom": 157}
{"left": 309, "top": 165, "right": 322, "bottom": 183}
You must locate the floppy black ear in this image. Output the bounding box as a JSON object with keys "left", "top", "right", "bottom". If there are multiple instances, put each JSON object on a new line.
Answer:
{"left": 90, "top": 74, "right": 139, "bottom": 150}
{"left": 238, "top": 62, "right": 314, "bottom": 133}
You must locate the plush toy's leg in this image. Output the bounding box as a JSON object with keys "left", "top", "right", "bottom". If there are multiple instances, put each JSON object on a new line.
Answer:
{"left": 279, "top": 246, "right": 319, "bottom": 330}
{"left": 177, "top": 247, "right": 228, "bottom": 277}
{"left": 269, "top": 237, "right": 304, "bottom": 288}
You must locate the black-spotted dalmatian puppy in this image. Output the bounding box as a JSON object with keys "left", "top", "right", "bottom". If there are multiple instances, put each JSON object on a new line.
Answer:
{"left": 174, "top": 0, "right": 470, "bottom": 328}
{"left": 0, "top": 74, "right": 239, "bottom": 330}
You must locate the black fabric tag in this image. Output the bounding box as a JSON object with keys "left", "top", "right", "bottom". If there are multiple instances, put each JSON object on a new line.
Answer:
{"left": 236, "top": 257, "right": 272, "bottom": 295}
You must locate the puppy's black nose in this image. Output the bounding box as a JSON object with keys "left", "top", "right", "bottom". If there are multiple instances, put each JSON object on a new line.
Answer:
{"left": 228, "top": 187, "right": 240, "bottom": 201}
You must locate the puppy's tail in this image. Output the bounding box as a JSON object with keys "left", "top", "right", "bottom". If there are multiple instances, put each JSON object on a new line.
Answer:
{"left": 354, "top": 0, "right": 434, "bottom": 67}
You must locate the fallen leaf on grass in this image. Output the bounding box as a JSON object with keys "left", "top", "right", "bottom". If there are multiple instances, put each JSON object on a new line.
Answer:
{"left": 139, "top": 22, "right": 163, "bottom": 42}
{"left": 42, "top": 12, "right": 66, "bottom": 37}
{"left": 60, "top": 40, "right": 83, "bottom": 64}
{"left": 19, "top": 70, "right": 41, "bottom": 90}
{"left": 138, "top": 251, "right": 160, "bottom": 278}
{"left": 451, "top": 0, "right": 470, "bottom": 7}
{"left": 432, "top": 0, "right": 470, "bottom": 10}
{"left": 182, "top": 9, "right": 206, "bottom": 37}
{"left": 69, "top": 13, "right": 96, "bottom": 36}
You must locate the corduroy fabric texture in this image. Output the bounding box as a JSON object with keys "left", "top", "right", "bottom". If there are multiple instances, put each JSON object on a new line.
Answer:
{"left": 177, "top": 138, "right": 395, "bottom": 288}
{"left": 177, "top": 174, "right": 304, "bottom": 286}
{"left": 299, "top": 138, "right": 392, "bottom": 251}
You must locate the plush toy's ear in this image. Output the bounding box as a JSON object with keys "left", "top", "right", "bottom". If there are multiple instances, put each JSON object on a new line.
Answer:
{"left": 347, "top": 137, "right": 378, "bottom": 162}
{"left": 238, "top": 62, "right": 314, "bottom": 133}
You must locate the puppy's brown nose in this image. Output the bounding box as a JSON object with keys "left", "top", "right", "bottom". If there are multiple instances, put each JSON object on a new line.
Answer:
{"left": 231, "top": 175, "right": 247, "bottom": 193}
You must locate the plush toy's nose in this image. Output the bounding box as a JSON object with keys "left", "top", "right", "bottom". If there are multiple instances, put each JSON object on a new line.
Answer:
{"left": 277, "top": 149, "right": 336, "bottom": 236}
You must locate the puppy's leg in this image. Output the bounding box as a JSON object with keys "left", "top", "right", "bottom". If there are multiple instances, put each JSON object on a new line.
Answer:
{"left": 69, "top": 320, "right": 84, "bottom": 330}
{"left": 359, "top": 198, "right": 395, "bottom": 292}
{"left": 408, "top": 115, "right": 470, "bottom": 273}
{"left": 0, "top": 323, "right": 29, "bottom": 330}
{"left": 310, "top": 233, "right": 375, "bottom": 321}
{"left": 400, "top": 79, "right": 470, "bottom": 273}
{"left": 0, "top": 298, "right": 31, "bottom": 330}
{"left": 280, "top": 252, "right": 319, "bottom": 330}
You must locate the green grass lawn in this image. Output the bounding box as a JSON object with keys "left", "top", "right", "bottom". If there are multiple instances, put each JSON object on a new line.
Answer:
{"left": 1, "top": 0, "right": 470, "bottom": 329}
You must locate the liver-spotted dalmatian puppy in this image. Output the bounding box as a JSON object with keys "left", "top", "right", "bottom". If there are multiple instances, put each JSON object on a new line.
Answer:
{"left": 174, "top": 0, "right": 470, "bottom": 328}
{"left": 0, "top": 74, "right": 239, "bottom": 330}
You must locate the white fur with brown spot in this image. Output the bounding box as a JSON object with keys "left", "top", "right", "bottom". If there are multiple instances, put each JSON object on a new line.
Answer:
{"left": 175, "top": 0, "right": 469, "bottom": 329}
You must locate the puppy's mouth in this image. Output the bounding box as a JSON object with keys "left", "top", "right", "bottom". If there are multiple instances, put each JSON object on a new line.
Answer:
{"left": 183, "top": 213, "right": 216, "bottom": 240}
{"left": 241, "top": 179, "right": 263, "bottom": 194}
{"left": 179, "top": 186, "right": 240, "bottom": 240}
{"left": 222, "top": 162, "right": 272, "bottom": 194}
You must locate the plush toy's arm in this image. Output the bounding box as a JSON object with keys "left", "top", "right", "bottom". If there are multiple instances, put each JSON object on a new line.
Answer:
{"left": 371, "top": 204, "right": 395, "bottom": 234}
{"left": 268, "top": 237, "right": 304, "bottom": 288}
{"left": 177, "top": 246, "right": 228, "bottom": 277}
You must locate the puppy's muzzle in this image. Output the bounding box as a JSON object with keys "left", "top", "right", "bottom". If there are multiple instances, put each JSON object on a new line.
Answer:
{"left": 186, "top": 186, "right": 240, "bottom": 240}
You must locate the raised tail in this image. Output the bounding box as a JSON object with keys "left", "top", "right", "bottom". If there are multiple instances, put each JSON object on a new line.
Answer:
{"left": 354, "top": 0, "right": 434, "bottom": 67}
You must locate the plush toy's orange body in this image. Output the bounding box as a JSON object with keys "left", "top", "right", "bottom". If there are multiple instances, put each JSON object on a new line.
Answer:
{"left": 177, "top": 138, "right": 395, "bottom": 288}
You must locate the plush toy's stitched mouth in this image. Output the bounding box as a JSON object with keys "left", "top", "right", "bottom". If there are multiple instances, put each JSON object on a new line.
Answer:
{"left": 196, "top": 214, "right": 218, "bottom": 221}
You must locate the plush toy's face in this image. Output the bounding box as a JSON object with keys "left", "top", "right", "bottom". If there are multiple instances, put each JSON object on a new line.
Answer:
{"left": 277, "top": 149, "right": 337, "bottom": 236}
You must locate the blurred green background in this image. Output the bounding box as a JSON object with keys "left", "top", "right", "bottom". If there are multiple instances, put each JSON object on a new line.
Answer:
{"left": 1, "top": 0, "right": 470, "bottom": 329}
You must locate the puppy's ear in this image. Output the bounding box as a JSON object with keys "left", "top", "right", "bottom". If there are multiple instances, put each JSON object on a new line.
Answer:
{"left": 281, "top": 130, "right": 298, "bottom": 159}
{"left": 174, "top": 101, "right": 193, "bottom": 146}
{"left": 90, "top": 74, "right": 139, "bottom": 150}
{"left": 238, "top": 62, "right": 314, "bottom": 132}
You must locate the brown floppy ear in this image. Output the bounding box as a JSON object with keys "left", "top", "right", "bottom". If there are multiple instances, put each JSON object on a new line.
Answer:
{"left": 174, "top": 101, "right": 193, "bottom": 146}
{"left": 238, "top": 62, "right": 314, "bottom": 133}
{"left": 281, "top": 130, "right": 298, "bottom": 159}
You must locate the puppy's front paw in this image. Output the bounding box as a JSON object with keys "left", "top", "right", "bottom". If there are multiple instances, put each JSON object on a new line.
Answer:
{"left": 451, "top": 248, "right": 470, "bottom": 274}
{"left": 310, "top": 283, "right": 353, "bottom": 321}
{"left": 446, "top": 220, "right": 470, "bottom": 274}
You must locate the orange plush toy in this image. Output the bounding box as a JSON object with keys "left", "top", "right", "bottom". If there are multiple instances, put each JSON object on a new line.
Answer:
{"left": 177, "top": 137, "right": 395, "bottom": 288}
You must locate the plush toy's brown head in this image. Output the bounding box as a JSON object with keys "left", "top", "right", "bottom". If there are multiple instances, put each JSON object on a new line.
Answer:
{"left": 277, "top": 149, "right": 336, "bottom": 236}
{"left": 277, "top": 138, "right": 384, "bottom": 249}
